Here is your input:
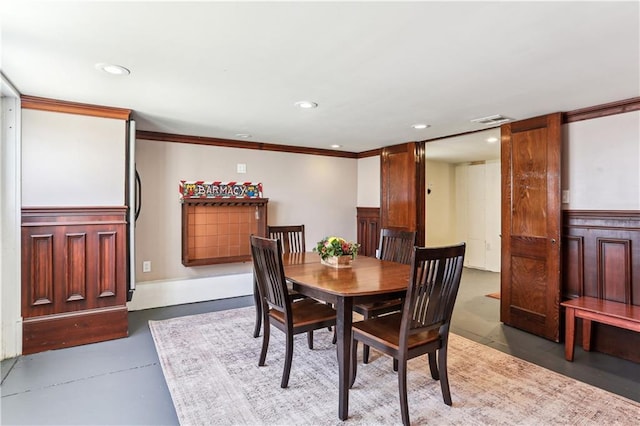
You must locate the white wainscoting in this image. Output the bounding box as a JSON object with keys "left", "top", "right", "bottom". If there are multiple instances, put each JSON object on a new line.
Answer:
{"left": 127, "top": 273, "right": 254, "bottom": 311}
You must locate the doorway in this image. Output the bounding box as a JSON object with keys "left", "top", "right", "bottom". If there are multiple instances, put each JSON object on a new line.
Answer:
{"left": 425, "top": 127, "right": 501, "bottom": 273}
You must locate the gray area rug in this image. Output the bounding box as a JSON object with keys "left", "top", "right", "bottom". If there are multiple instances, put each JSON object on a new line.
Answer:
{"left": 149, "top": 306, "right": 640, "bottom": 425}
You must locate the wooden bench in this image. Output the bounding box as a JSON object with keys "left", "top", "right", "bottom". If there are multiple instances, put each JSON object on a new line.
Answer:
{"left": 561, "top": 296, "right": 640, "bottom": 361}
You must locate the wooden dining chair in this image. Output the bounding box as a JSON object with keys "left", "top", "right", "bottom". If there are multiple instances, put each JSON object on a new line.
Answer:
{"left": 250, "top": 235, "right": 337, "bottom": 388}
{"left": 353, "top": 228, "right": 417, "bottom": 364}
{"left": 267, "top": 224, "right": 306, "bottom": 254}
{"left": 350, "top": 242, "right": 466, "bottom": 426}
{"left": 253, "top": 225, "right": 308, "bottom": 338}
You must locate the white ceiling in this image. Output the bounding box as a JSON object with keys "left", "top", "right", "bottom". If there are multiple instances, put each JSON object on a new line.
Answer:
{"left": 2, "top": 1, "right": 638, "bottom": 158}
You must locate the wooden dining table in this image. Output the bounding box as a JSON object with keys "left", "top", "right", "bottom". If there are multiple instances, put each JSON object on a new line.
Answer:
{"left": 282, "top": 252, "right": 410, "bottom": 421}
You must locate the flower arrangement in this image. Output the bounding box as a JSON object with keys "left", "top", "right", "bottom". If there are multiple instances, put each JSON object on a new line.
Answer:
{"left": 313, "top": 236, "right": 360, "bottom": 261}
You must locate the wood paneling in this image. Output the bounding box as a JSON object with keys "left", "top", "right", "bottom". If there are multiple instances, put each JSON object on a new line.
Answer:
{"left": 98, "top": 231, "right": 118, "bottom": 297}
{"left": 21, "top": 207, "right": 128, "bottom": 354}
{"left": 65, "top": 233, "right": 86, "bottom": 302}
{"left": 30, "top": 234, "right": 54, "bottom": 307}
{"left": 380, "top": 142, "right": 425, "bottom": 245}
{"left": 356, "top": 207, "right": 380, "bottom": 257}
{"left": 562, "top": 210, "right": 640, "bottom": 362}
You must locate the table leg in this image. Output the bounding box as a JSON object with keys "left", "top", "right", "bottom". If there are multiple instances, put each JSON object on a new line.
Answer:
{"left": 564, "top": 307, "right": 576, "bottom": 361}
{"left": 252, "top": 275, "right": 262, "bottom": 338}
{"left": 336, "top": 296, "right": 353, "bottom": 421}
{"left": 582, "top": 318, "right": 592, "bottom": 352}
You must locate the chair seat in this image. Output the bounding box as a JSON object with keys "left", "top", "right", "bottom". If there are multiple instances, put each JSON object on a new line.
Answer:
{"left": 353, "top": 313, "right": 440, "bottom": 351}
{"left": 269, "top": 298, "right": 336, "bottom": 327}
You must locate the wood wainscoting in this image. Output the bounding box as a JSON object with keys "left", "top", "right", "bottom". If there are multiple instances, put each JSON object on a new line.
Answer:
{"left": 562, "top": 210, "right": 640, "bottom": 362}
{"left": 21, "top": 207, "right": 128, "bottom": 354}
{"left": 356, "top": 207, "right": 380, "bottom": 257}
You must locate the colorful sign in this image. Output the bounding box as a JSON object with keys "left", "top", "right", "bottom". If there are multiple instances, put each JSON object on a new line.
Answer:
{"left": 179, "top": 181, "right": 263, "bottom": 199}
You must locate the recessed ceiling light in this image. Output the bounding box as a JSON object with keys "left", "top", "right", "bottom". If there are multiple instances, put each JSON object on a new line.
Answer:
{"left": 486, "top": 137, "right": 499, "bottom": 143}
{"left": 95, "top": 63, "right": 130, "bottom": 76}
{"left": 235, "top": 133, "right": 252, "bottom": 139}
{"left": 330, "top": 144, "right": 342, "bottom": 149}
{"left": 295, "top": 101, "right": 318, "bottom": 109}
{"left": 411, "top": 123, "right": 430, "bottom": 129}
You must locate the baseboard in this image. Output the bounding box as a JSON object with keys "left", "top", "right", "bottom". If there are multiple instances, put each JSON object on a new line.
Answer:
{"left": 127, "top": 273, "right": 254, "bottom": 311}
{"left": 22, "top": 306, "right": 128, "bottom": 355}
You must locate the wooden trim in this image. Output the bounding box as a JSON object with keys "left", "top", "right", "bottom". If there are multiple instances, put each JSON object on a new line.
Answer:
{"left": 21, "top": 95, "right": 131, "bottom": 120}
{"left": 22, "top": 206, "right": 127, "bottom": 226}
{"left": 357, "top": 148, "right": 382, "bottom": 158}
{"left": 563, "top": 97, "right": 640, "bottom": 123}
{"left": 137, "top": 130, "right": 359, "bottom": 159}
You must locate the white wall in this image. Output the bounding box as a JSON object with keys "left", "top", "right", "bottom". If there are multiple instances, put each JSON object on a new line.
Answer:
{"left": 426, "top": 160, "right": 456, "bottom": 246}
{"left": 21, "top": 109, "right": 126, "bottom": 206}
{"left": 357, "top": 155, "right": 380, "bottom": 207}
{"left": 563, "top": 111, "right": 640, "bottom": 210}
{"left": 129, "top": 140, "right": 358, "bottom": 310}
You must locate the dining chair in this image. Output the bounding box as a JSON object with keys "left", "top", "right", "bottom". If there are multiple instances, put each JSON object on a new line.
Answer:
{"left": 250, "top": 235, "right": 337, "bottom": 388}
{"left": 353, "top": 228, "right": 417, "bottom": 364}
{"left": 350, "top": 242, "right": 466, "bottom": 426}
{"left": 267, "top": 224, "right": 306, "bottom": 254}
{"left": 253, "top": 225, "right": 308, "bottom": 338}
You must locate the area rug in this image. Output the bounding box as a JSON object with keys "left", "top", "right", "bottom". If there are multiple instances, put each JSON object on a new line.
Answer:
{"left": 149, "top": 306, "right": 640, "bottom": 425}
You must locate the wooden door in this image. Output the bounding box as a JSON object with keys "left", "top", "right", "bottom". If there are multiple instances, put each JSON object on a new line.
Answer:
{"left": 380, "top": 142, "right": 425, "bottom": 245}
{"left": 500, "top": 113, "right": 562, "bottom": 341}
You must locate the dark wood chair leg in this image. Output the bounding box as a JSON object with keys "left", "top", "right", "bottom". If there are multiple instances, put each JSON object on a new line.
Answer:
{"left": 253, "top": 277, "right": 262, "bottom": 338}
{"left": 362, "top": 312, "right": 371, "bottom": 363}
{"left": 428, "top": 351, "right": 439, "bottom": 380}
{"left": 307, "top": 330, "right": 314, "bottom": 349}
{"left": 282, "top": 332, "right": 294, "bottom": 388}
{"left": 259, "top": 316, "right": 270, "bottom": 366}
{"left": 438, "top": 346, "right": 452, "bottom": 406}
{"left": 398, "top": 359, "right": 410, "bottom": 426}
{"left": 350, "top": 340, "right": 358, "bottom": 387}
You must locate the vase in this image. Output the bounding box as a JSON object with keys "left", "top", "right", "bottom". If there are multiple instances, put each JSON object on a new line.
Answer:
{"left": 321, "top": 255, "right": 353, "bottom": 268}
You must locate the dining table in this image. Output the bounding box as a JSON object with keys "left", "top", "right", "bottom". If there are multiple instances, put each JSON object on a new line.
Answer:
{"left": 282, "top": 252, "right": 410, "bottom": 421}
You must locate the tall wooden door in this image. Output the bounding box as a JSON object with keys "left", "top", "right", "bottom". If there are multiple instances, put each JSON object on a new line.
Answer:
{"left": 380, "top": 142, "right": 425, "bottom": 245}
{"left": 500, "top": 113, "right": 562, "bottom": 342}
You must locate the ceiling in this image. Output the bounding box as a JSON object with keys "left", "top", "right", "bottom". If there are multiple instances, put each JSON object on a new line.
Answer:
{"left": 2, "top": 1, "right": 638, "bottom": 158}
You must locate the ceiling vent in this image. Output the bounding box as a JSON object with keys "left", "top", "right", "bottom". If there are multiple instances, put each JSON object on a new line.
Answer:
{"left": 470, "top": 114, "right": 513, "bottom": 125}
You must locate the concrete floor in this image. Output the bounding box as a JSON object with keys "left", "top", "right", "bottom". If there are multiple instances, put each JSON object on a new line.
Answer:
{"left": 2, "top": 268, "right": 639, "bottom": 425}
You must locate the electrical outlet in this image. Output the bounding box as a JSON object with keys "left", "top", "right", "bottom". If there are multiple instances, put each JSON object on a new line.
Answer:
{"left": 142, "top": 260, "right": 151, "bottom": 273}
{"left": 237, "top": 163, "right": 247, "bottom": 173}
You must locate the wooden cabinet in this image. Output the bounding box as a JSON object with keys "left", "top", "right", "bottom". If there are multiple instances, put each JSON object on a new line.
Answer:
{"left": 357, "top": 207, "right": 380, "bottom": 257}
{"left": 380, "top": 142, "right": 426, "bottom": 245}
{"left": 21, "top": 207, "right": 128, "bottom": 354}
{"left": 181, "top": 198, "right": 268, "bottom": 266}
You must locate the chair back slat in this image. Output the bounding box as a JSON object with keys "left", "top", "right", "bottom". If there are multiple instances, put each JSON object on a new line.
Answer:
{"left": 250, "top": 235, "right": 291, "bottom": 317}
{"left": 378, "top": 229, "right": 417, "bottom": 265}
{"left": 267, "top": 225, "right": 306, "bottom": 254}
{"left": 401, "top": 243, "right": 466, "bottom": 341}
